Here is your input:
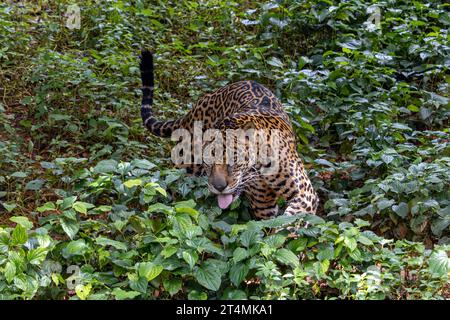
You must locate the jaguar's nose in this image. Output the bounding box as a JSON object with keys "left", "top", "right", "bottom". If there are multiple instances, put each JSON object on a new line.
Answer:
{"left": 213, "top": 181, "right": 227, "bottom": 192}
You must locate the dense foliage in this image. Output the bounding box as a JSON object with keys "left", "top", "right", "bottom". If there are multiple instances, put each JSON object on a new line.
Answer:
{"left": 0, "top": 0, "right": 448, "bottom": 299}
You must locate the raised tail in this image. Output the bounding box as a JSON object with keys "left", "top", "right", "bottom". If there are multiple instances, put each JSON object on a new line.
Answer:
{"left": 139, "top": 50, "right": 181, "bottom": 137}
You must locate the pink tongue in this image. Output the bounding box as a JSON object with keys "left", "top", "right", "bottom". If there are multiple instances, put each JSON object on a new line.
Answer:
{"left": 217, "top": 194, "right": 233, "bottom": 209}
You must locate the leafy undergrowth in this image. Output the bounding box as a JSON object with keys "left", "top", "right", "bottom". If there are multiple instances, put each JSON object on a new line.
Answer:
{"left": 0, "top": 0, "right": 449, "bottom": 299}
{"left": 0, "top": 160, "right": 448, "bottom": 300}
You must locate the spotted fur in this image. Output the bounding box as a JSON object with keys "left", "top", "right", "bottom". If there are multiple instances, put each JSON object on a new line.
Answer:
{"left": 139, "top": 50, "right": 318, "bottom": 218}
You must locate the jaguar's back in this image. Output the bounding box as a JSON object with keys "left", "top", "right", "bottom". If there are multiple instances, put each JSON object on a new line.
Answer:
{"left": 140, "top": 51, "right": 291, "bottom": 136}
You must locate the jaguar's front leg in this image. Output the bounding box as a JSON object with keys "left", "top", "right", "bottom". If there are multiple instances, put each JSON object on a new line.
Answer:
{"left": 248, "top": 195, "right": 279, "bottom": 220}
{"left": 280, "top": 197, "right": 316, "bottom": 234}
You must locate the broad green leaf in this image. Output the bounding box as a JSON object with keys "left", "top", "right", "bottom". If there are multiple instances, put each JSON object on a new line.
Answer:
{"left": 195, "top": 263, "right": 222, "bottom": 291}
{"left": 72, "top": 201, "right": 94, "bottom": 214}
{"left": 5, "top": 261, "right": 16, "bottom": 283}
{"left": 60, "top": 196, "right": 77, "bottom": 210}
{"left": 233, "top": 247, "right": 248, "bottom": 263}
{"left": 188, "top": 290, "right": 208, "bottom": 300}
{"left": 10, "top": 171, "right": 27, "bottom": 178}
{"left": 10, "top": 216, "right": 33, "bottom": 230}
{"left": 274, "top": 248, "right": 299, "bottom": 267}
{"left": 161, "top": 246, "right": 178, "bottom": 258}
{"left": 138, "top": 262, "right": 163, "bottom": 281}
{"left": 267, "top": 57, "right": 283, "bottom": 68}
{"left": 95, "top": 237, "right": 127, "bottom": 251}
{"left": 60, "top": 218, "right": 79, "bottom": 240}
{"left": 183, "top": 250, "right": 198, "bottom": 269}
{"left": 229, "top": 262, "right": 249, "bottom": 287}
{"left": 123, "top": 178, "right": 142, "bottom": 188}
{"left": 36, "top": 202, "right": 56, "bottom": 212}
{"left": 240, "top": 230, "right": 259, "bottom": 248}
{"left": 174, "top": 199, "right": 196, "bottom": 209}
{"left": 2, "top": 202, "right": 17, "bottom": 212}
{"left": 317, "top": 244, "right": 334, "bottom": 261}
{"left": 11, "top": 224, "right": 28, "bottom": 245}
{"left": 147, "top": 203, "right": 173, "bottom": 214}
{"left": 25, "top": 179, "right": 45, "bottom": 191}
{"left": 428, "top": 250, "right": 449, "bottom": 277}
{"left": 75, "top": 283, "right": 92, "bottom": 300}
{"left": 112, "top": 288, "right": 141, "bottom": 300}
{"left": 27, "top": 248, "right": 48, "bottom": 265}
{"left": 63, "top": 239, "right": 88, "bottom": 257}
{"left": 392, "top": 202, "right": 409, "bottom": 219}
{"left": 344, "top": 237, "right": 357, "bottom": 251}
{"left": 93, "top": 159, "right": 118, "bottom": 173}
{"left": 163, "top": 278, "right": 182, "bottom": 296}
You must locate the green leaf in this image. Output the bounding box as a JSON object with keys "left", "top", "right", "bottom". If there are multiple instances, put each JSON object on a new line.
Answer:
{"left": 381, "top": 154, "right": 394, "bottom": 164}
{"left": 27, "top": 248, "right": 48, "bottom": 265}
{"left": 377, "top": 199, "right": 395, "bottom": 210}
{"left": 428, "top": 250, "right": 449, "bottom": 277}
{"left": 288, "top": 237, "right": 308, "bottom": 252}
{"left": 10, "top": 216, "right": 33, "bottom": 230}
{"left": 320, "top": 259, "right": 330, "bottom": 273}
{"left": 175, "top": 207, "right": 199, "bottom": 219}
{"left": 256, "top": 214, "right": 301, "bottom": 228}
{"left": 112, "top": 288, "right": 141, "bottom": 300}
{"left": 183, "top": 250, "right": 198, "bottom": 269}
{"left": 163, "top": 278, "right": 182, "bottom": 296}
{"left": 392, "top": 202, "right": 409, "bottom": 219}
{"left": 10, "top": 171, "right": 27, "bottom": 178}
{"left": 25, "top": 179, "right": 45, "bottom": 191}
{"left": 140, "top": 8, "right": 153, "bottom": 16}
{"left": 147, "top": 203, "right": 173, "bottom": 214}
{"left": 63, "top": 239, "right": 88, "bottom": 257}
{"left": 144, "top": 182, "right": 167, "bottom": 197}
{"left": 72, "top": 201, "right": 94, "bottom": 214}
{"left": 344, "top": 237, "right": 357, "bottom": 251}
{"left": 240, "top": 230, "right": 259, "bottom": 247}
{"left": 5, "top": 261, "right": 16, "bottom": 283}
{"left": 317, "top": 244, "right": 334, "bottom": 261}
{"left": 123, "top": 178, "right": 142, "bottom": 188}
{"left": 60, "top": 217, "right": 79, "bottom": 239}
{"left": 75, "top": 283, "right": 92, "bottom": 300}
{"left": 232, "top": 247, "right": 248, "bottom": 263}
{"left": 161, "top": 246, "right": 178, "bottom": 258}
{"left": 14, "top": 274, "right": 38, "bottom": 295}
{"left": 95, "top": 237, "right": 127, "bottom": 251}
{"left": 274, "top": 248, "right": 299, "bottom": 267}
{"left": 267, "top": 57, "right": 283, "bottom": 68}
{"left": 129, "top": 275, "right": 148, "bottom": 293}
{"left": 222, "top": 289, "right": 247, "bottom": 300}
{"left": 174, "top": 199, "right": 196, "bottom": 209}
{"left": 229, "top": 263, "right": 249, "bottom": 287}
{"left": 195, "top": 263, "right": 222, "bottom": 291}
{"left": 60, "top": 196, "right": 77, "bottom": 210}
{"left": 131, "top": 159, "right": 156, "bottom": 170}
{"left": 357, "top": 235, "right": 373, "bottom": 246}
{"left": 138, "top": 262, "right": 163, "bottom": 281}
{"left": 93, "top": 159, "right": 118, "bottom": 173}
{"left": 2, "top": 202, "right": 17, "bottom": 212}
{"left": 11, "top": 224, "right": 28, "bottom": 245}
{"left": 188, "top": 290, "right": 208, "bottom": 300}
{"left": 36, "top": 202, "right": 56, "bottom": 212}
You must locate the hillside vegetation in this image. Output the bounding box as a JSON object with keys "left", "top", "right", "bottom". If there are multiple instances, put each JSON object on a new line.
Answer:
{"left": 0, "top": 0, "right": 449, "bottom": 299}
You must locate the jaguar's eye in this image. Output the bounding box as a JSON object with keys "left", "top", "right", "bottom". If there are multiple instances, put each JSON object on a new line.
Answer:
{"left": 227, "top": 164, "right": 233, "bottom": 175}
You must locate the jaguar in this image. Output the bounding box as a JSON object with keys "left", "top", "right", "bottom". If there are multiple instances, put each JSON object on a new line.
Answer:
{"left": 139, "top": 50, "right": 318, "bottom": 219}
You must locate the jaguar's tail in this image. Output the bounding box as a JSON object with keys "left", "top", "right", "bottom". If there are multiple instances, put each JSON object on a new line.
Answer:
{"left": 140, "top": 50, "right": 182, "bottom": 137}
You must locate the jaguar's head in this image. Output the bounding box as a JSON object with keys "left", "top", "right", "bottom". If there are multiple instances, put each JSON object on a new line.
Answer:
{"left": 203, "top": 125, "right": 280, "bottom": 209}
{"left": 205, "top": 163, "right": 247, "bottom": 209}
